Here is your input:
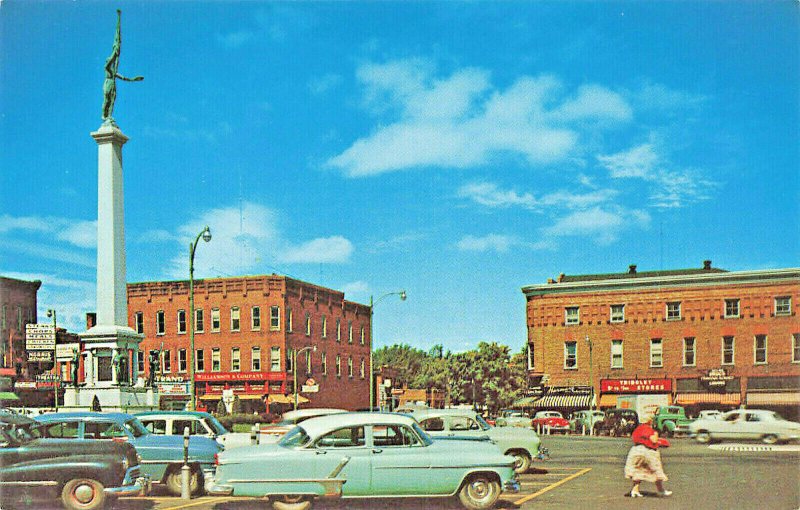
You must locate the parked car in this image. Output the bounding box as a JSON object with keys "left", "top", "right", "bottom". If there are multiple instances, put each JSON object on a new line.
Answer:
{"left": 689, "top": 409, "right": 800, "bottom": 444}
{"left": 596, "top": 409, "right": 639, "bottom": 437}
{"left": 0, "top": 410, "right": 149, "bottom": 510}
{"left": 569, "top": 410, "right": 606, "bottom": 434}
{"left": 530, "top": 411, "right": 570, "bottom": 434}
{"left": 259, "top": 408, "right": 347, "bottom": 443}
{"left": 36, "top": 411, "right": 222, "bottom": 496}
{"left": 136, "top": 410, "right": 254, "bottom": 448}
{"left": 413, "top": 408, "right": 542, "bottom": 473}
{"left": 206, "top": 412, "right": 519, "bottom": 510}
{"left": 652, "top": 405, "right": 693, "bottom": 436}
{"left": 494, "top": 410, "right": 533, "bottom": 428}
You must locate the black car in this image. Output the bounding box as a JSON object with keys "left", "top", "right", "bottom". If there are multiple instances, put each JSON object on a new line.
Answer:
{"left": 596, "top": 408, "right": 639, "bottom": 437}
{"left": 0, "top": 409, "right": 149, "bottom": 510}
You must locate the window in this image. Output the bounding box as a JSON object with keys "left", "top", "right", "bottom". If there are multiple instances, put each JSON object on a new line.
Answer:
{"left": 252, "top": 347, "right": 261, "bottom": 371}
{"left": 196, "top": 349, "right": 205, "bottom": 372}
{"left": 722, "top": 336, "right": 735, "bottom": 365}
{"left": 287, "top": 308, "right": 293, "bottom": 332}
{"left": 321, "top": 352, "right": 328, "bottom": 375}
{"left": 270, "top": 347, "right": 281, "bottom": 372}
{"left": 610, "top": 304, "right": 625, "bottom": 323}
{"left": 305, "top": 313, "right": 312, "bottom": 336}
{"left": 286, "top": 350, "right": 293, "bottom": 372}
{"left": 360, "top": 326, "right": 365, "bottom": 345}
{"left": 211, "top": 348, "right": 220, "bottom": 372}
{"left": 348, "top": 321, "right": 353, "bottom": 344}
{"left": 527, "top": 344, "right": 534, "bottom": 370}
{"left": 666, "top": 302, "right": 681, "bottom": 320}
{"left": 336, "top": 319, "right": 341, "bottom": 342}
{"left": 156, "top": 310, "right": 166, "bottom": 335}
{"left": 306, "top": 351, "right": 312, "bottom": 374}
{"left": 347, "top": 356, "right": 353, "bottom": 378}
{"left": 316, "top": 426, "right": 365, "bottom": 448}
{"left": 134, "top": 312, "right": 144, "bottom": 334}
{"left": 775, "top": 296, "right": 792, "bottom": 316}
{"left": 683, "top": 337, "right": 696, "bottom": 366}
{"left": 163, "top": 350, "right": 171, "bottom": 372}
{"left": 251, "top": 306, "right": 261, "bottom": 330}
{"left": 724, "top": 299, "right": 740, "bottom": 318}
{"left": 373, "top": 425, "right": 420, "bottom": 447}
{"left": 564, "top": 341, "right": 577, "bottom": 369}
{"left": 231, "top": 348, "right": 241, "bottom": 371}
{"left": 754, "top": 335, "right": 767, "bottom": 364}
{"left": 565, "top": 306, "right": 580, "bottom": 325}
{"left": 611, "top": 340, "right": 623, "bottom": 368}
{"left": 270, "top": 306, "right": 281, "bottom": 331}
{"left": 231, "top": 307, "right": 240, "bottom": 332}
{"left": 211, "top": 308, "right": 221, "bottom": 332}
{"left": 793, "top": 334, "right": 800, "bottom": 363}
{"left": 419, "top": 418, "right": 444, "bottom": 432}
{"left": 177, "top": 309, "right": 187, "bottom": 334}
{"left": 322, "top": 316, "right": 327, "bottom": 338}
{"left": 650, "top": 339, "right": 663, "bottom": 367}
{"left": 136, "top": 351, "right": 144, "bottom": 373}
{"left": 178, "top": 349, "right": 187, "bottom": 372}
{"left": 360, "top": 358, "right": 365, "bottom": 379}
{"left": 195, "top": 309, "right": 205, "bottom": 333}
{"left": 336, "top": 355, "right": 341, "bottom": 377}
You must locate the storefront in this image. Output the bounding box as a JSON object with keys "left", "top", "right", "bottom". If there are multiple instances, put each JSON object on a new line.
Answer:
{"left": 195, "top": 371, "right": 288, "bottom": 414}
{"left": 745, "top": 375, "right": 800, "bottom": 421}
{"left": 599, "top": 378, "right": 673, "bottom": 412}
{"left": 675, "top": 369, "right": 741, "bottom": 415}
{"left": 530, "top": 386, "right": 593, "bottom": 414}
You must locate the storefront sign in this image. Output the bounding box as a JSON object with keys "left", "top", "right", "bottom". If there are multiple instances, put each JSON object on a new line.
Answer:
{"left": 28, "top": 350, "right": 54, "bottom": 362}
{"left": 25, "top": 324, "right": 56, "bottom": 350}
{"left": 36, "top": 373, "right": 61, "bottom": 383}
{"left": 155, "top": 375, "right": 186, "bottom": 383}
{"left": 195, "top": 371, "right": 283, "bottom": 382}
{"left": 601, "top": 378, "right": 672, "bottom": 393}
{"left": 301, "top": 378, "right": 319, "bottom": 393}
{"left": 157, "top": 382, "right": 189, "bottom": 395}
{"left": 701, "top": 368, "right": 734, "bottom": 389}
{"left": 15, "top": 381, "right": 37, "bottom": 390}
{"left": 55, "top": 343, "right": 80, "bottom": 361}
{"left": 547, "top": 385, "right": 593, "bottom": 395}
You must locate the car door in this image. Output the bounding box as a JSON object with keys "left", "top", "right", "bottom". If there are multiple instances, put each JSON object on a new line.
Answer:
{"left": 717, "top": 412, "right": 742, "bottom": 440}
{"left": 312, "top": 425, "right": 371, "bottom": 496}
{"left": 742, "top": 412, "right": 765, "bottom": 440}
{"left": 369, "top": 424, "right": 432, "bottom": 496}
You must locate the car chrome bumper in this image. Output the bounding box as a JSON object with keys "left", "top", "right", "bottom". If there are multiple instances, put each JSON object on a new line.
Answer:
{"left": 105, "top": 475, "right": 151, "bottom": 497}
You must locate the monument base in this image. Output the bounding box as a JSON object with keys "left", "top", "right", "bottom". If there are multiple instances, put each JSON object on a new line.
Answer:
{"left": 62, "top": 386, "right": 158, "bottom": 413}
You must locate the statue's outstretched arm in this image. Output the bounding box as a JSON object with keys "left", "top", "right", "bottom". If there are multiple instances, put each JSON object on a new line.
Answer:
{"left": 116, "top": 73, "right": 144, "bottom": 82}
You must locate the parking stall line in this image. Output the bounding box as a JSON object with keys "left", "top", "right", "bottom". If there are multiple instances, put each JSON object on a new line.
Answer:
{"left": 159, "top": 497, "right": 236, "bottom": 510}
{"left": 513, "top": 467, "right": 592, "bottom": 506}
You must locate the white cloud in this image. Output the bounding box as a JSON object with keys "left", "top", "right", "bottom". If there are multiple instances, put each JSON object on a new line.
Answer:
{"left": 279, "top": 236, "right": 353, "bottom": 264}
{"left": 457, "top": 182, "right": 538, "bottom": 209}
{"left": 543, "top": 206, "right": 650, "bottom": 245}
{"left": 597, "top": 143, "right": 658, "bottom": 179}
{"left": 457, "top": 234, "right": 517, "bottom": 253}
{"left": 341, "top": 280, "right": 370, "bottom": 296}
{"left": 57, "top": 220, "right": 96, "bottom": 249}
{"left": 328, "top": 61, "right": 630, "bottom": 177}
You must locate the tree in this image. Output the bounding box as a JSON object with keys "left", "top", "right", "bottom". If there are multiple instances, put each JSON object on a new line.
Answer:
{"left": 215, "top": 398, "right": 228, "bottom": 416}
{"left": 231, "top": 395, "right": 243, "bottom": 414}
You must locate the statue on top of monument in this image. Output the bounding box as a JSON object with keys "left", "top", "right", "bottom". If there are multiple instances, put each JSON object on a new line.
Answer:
{"left": 102, "top": 9, "right": 143, "bottom": 124}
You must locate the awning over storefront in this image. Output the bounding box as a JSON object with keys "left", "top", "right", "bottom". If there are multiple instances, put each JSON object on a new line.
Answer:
{"left": 747, "top": 392, "right": 800, "bottom": 406}
{"left": 511, "top": 396, "right": 541, "bottom": 408}
{"left": 236, "top": 394, "right": 264, "bottom": 400}
{"left": 675, "top": 392, "right": 740, "bottom": 405}
{"left": 199, "top": 394, "right": 222, "bottom": 401}
{"left": 0, "top": 392, "right": 20, "bottom": 401}
{"left": 598, "top": 394, "right": 618, "bottom": 408}
{"left": 532, "top": 393, "right": 592, "bottom": 409}
{"left": 266, "top": 394, "right": 308, "bottom": 404}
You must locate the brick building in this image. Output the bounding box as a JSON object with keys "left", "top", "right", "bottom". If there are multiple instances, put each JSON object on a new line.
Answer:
{"left": 127, "top": 275, "right": 372, "bottom": 411}
{"left": 0, "top": 277, "right": 41, "bottom": 380}
{"left": 522, "top": 262, "right": 800, "bottom": 419}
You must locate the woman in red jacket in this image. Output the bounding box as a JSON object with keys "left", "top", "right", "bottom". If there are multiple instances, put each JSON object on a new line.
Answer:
{"left": 624, "top": 415, "right": 672, "bottom": 498}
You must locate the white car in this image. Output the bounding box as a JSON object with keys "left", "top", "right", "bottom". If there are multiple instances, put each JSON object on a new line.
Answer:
{"left": 696, "top": 410, "right": 723, "bottom": 420}
{"left": 259, "top": 408, "right": 347, "bottom": 443}
{"left": 689, "top": 409, "right": 800, "bottom": 444}
{"left": 136, "top": 410, "right": 255, "bottom": 449}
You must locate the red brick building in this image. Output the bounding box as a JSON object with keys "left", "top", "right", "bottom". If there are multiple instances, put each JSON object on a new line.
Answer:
{"left": 522, "top": 263, "right": 800, "bottom": 419}
{"left": 0, "top": 277, "right": 41, "bottom": 379}
{"left": 127, "top": 275, "right": 372, "bottom": 411}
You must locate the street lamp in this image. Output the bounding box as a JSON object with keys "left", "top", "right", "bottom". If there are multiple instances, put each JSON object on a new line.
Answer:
{"left": 293, "top": 345, "right": 317, "bottom": 411}
{"left": 189, "top": 226, "right": 212, "bottom": 411}
{"left": 369, "top": 290, "right": 406, "bottom": 411}
{"left": 585, "top": 335, "right": 594, "bottom": 410}
{"left": 47, "top": 309, "right": 57, "bottom": 409}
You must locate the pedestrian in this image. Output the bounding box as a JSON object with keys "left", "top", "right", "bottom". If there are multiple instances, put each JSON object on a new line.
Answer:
{"left": 624, "top": 413, "right": 672, "bottom": 498}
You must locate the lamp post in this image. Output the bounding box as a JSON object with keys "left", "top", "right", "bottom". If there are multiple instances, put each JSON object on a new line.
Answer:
{"left": 189, "top": 226, "right": 212, "bottom": 411}
{"left": 293, "top": 345, "right": 317, "bottom": 411}
{"left": 369, "top": 291, "right": 406, "bottom": 411}
{"left": 585, "top": 335, "right": 593, "bottom": 410}
{"left": 47, "top": 309, "right": 57, "bottom": 409}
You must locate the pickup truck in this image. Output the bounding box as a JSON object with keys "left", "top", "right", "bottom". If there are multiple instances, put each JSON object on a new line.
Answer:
{"left": 652, "top": 405, "right": 693, "bottom": 437}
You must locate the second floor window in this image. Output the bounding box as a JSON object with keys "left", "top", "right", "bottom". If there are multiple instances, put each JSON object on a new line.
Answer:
{"left": 305, "top": 313, "right": 312, "bottom": 336}
{"left": 195, "top": 309, "right": 205, "bottom": 333}
{"left": 722, "top": 336, "right": 735, "bottom": 365}
{"left": 564, "top": 341, "right": 577, "bottom": 369}
{"left": 211, "top": 308, "right": 221, "bottom": 332}
{"left": 775, "top": 296, "right": 792, "bottom": 316}
{"left": 178, "top": 349, "right": 187, "bottom": 372}
{"left": 610, "top": 340, "right": 623, "bottom": 368}
{"left": 610, "top": 304, "right": 625, "bottom": 323}
{"left": 527, "top": 344, "right": 534, "bottom": 370}
{"left": 793, "top": 334, "right": 800, "bottom": 363}
{"left": 565, "top": 306, "right": 580, "bottom": 325}
{"left": 196, "top": 349, "right": 205, "bottom": 372}
{"left": 650, "top": 339, "right": 663, "bottom": 367}
{"left": 270, "top": 347, "right": 281, "bottom": 372}
{"left": 360, "top": 326, "right": 365, "bottom": 345}
{"left": 321, "top": 352, "right": 328, "bottom": 375}
{"left": 336, "top": 355, "right": 341, "bottom": 377}
{"left": 754, "top": 335, "right": 767, "bottom": 364}
{"left": 683, "top": 337, "right": 696, "bottom": 366}
{"left": 360, "top": 358, "right": 365, "bottom": 379}
{"left": 666, "top": 302, "right": 681, "bottom": 320}
{"left": 724, "top": 299, "right": 740, "bottom": 318}
{"left": 163, "top": 350, "right": 171, "bottom": 372}
{"left": 252, "top": 347, "right": 261, "bottom": 371}
{"left": 156, "top": 311, "right": 166, "bottom": 335}
{"left": 177, "top": 309, "right": 187, "bottom": 334}
{"left": 231, "top": 348, "right": 241, "bottom": 371}
{"left": 347, "top": 356, "right": 353, "bottom": 378}
{"left": 135, "top": 312, "right": 144, "bottom": 334}
{"left": 252, "top": 306, "right": 261, "bottom": 330}
{"left": 211, "top": 348, "right": 220, "bottom": 372}
{"left": 270, "top": 306, "right": 281, "bottom": 331}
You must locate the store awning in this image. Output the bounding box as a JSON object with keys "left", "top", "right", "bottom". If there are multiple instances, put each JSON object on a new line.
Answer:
{"left": 747, "top": 392, "right": 800, "bottom": 406}
{"left": 675, "top": 392, "right": 741, "bottom": 405}
{"left": 199, "top": 394, "right": 222, "bottom": 401}
{"left": 598, "top": 394, "right": 618, "bottom": 408}
{"left": 532, "top": 393, "right": 592, "bottom": 409}
{"left": 267, "top": 394, "right": 308, "bottom": 405}
{"left": 511, "top": 396, "right": 541, "bottom": 408}
{"left": 0, "top": 392, "right": 20, "bottom": 401}
{"left": 236, "top": 394, "right": 264, "bottom": 400}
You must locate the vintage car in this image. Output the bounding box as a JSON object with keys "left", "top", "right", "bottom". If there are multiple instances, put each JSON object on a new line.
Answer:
{"left": 206, "top": 412, "right": 519, "bottom": 510}
{"left": 596, "top": 409, "right": 639, "bottom": 437}
{"left": 530, "top": 411, "right": 570, "bottom": 434}
{"left": 696, "top": 410, "right": 723, "bottom": 420}
{"left": 494, "top": 410, "right": 533, "bottom": 428}
{"left": 652, "top": 405, "right": 694, "bottom": 436}
{"left": 136, "top": 410, "right": 254, "bottom": 448}
{"left": 0, "top": 410, "right": 149, "bottom": 510}
{"left": 689, "top": 409, "right": 800, "bottom": 444}
{"left": 36, "top": 411, "right": 222, "bottom": 496}
{"left": 569, "top": 410, "right": 606, "bottom": 434}
{"left": 413, "top": 409, "right": 541, "bottom": 473}
{"left": 259, "top": 408, "right": 347, "bottom": 443}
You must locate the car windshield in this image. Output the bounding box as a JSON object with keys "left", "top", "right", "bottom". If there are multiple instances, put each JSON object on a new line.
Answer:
{"left": 124, "top": 419, "right": 149, "bottom": 437}
{"left": 203, "top": 416, "right": 229, "bottom": 435}
{"left": 279, "top": 426, "right": 311, "bottom": 448}
{"left": 412, "top": 422, "right": 434, "bottom": 446}
{"left": 771, "top": 412, "right": 786, "bottom": 421}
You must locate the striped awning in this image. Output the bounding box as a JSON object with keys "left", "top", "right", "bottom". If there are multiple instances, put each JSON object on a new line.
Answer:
{"left": 746, "top": 392, "right": 800, "bottom": 406}
{"left": 598, "top": 394, "right": 618, "bottom": 408}
{"left": 532, "top": 393, "right": 592, "bottom": 409}
{"left": 511, "top": 396, "right": 542, "bottom": 407}
{"left": 675, "top": 392, "right": 741, "bottom": 405}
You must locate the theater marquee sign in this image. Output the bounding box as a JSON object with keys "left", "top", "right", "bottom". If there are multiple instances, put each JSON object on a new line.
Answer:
{"left": 601, "top": 378, "right": 672, "bottom": 393}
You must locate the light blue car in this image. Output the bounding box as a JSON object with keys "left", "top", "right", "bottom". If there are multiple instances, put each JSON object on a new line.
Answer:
{"left": 36, "top": 411, "right": 222, "bottom": 496}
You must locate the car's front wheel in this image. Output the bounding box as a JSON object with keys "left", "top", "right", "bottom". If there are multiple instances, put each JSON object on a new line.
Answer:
{"left": 458, "top": 473, "right": 501, "bottom": 510}
{"left": 762, "top": 434, "right": 779, "bottom": 445}
{"left": 61, "top": 478, "right": 106, "bottom": 510}
{"left": 165, "top": 466, "right": 201, "bottom": 496}
{"left": 695, "top": 431, "right": 712, "bottom": 444}
{"left": 272, "top": 495, "right": 313, "bottom": 510}
{"left": 508, "top": 450, "right": 532, "bottom": 474}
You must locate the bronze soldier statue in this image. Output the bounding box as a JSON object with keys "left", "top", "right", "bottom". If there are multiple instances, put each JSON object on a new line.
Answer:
{"left": 102, "top": 10, "right": 143, "bottom": 123}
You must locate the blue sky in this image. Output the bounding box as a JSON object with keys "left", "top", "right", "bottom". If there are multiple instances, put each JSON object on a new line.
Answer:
{"left": 1, "top": 1, "right": 798, "bottom": 353}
